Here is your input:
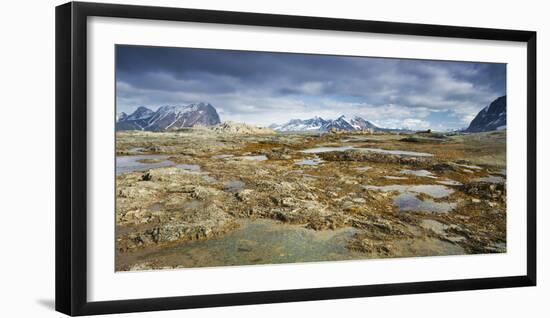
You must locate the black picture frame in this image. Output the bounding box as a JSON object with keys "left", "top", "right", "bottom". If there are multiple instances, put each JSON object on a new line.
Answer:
{"left": 55, "top": 1, "right": 537, "bottom": 316}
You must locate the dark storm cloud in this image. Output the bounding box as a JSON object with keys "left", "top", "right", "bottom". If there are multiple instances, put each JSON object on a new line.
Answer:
{"left": 116, "top": 45, "right": 506, "bottom": 129}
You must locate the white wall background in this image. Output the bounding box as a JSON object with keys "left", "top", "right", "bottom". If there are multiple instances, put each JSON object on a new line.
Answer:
{"left": 0, "top": 0, "right": 546, "bottom": 316}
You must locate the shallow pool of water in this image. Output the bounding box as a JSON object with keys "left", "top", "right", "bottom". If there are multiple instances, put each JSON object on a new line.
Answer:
{"left": 296, "top": 156, "right": 324, "bottom": 166}
{"left": 359, "top": 147, "right": 433, "bottom": 157}
{"left": 126, "top": 219, "right": 363, "bottom": 268}
{"left": 116, "top": 155, "right": 173, "bottom": 175}
{"left": 395, "top": 193, "right": 456, "bottom": 213}
{"left": 364, "top": 184, "right": 456, "bottom": 213}
{"left": 301, "top": 145, "right": 433, "bottom": 157}
{"left": 400, "top": 169, "right": 436, "bottom": 178}
{"left": 116, "top": 154, "right": 216, "bottom": 179}
{"left": 409, "top": 185, "right": 455, "bottom": 198}
{"left": 117, "top": 218, "right": 467, "bottom": 269}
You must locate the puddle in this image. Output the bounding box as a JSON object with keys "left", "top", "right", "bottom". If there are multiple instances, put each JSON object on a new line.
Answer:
{"left": 121, "top": 219, "right": 363, "bottom": 268}
{"left": 301, "top": 145, "right": 432, "bottom": 157}
{"left": 475, "top": 175, "right": 505, "bottom": 183}
{"left": 116, "top": 155, "right": 172, "bottom": 175}
{"left": 117, "top": 219, "right": 469, "bottom": 269}
{"left": 394, "top": 192, "right": 456, "bottom": 213}
{"left": 364, "top": 184, "right": 456, "bottom": 213}
{"left": 408, "top": 185, "right": 455, "bottom": 198}
{"left": 224, "top": 180, "right": 245, "bottom": 193}
{"left": 117, "top": 155, "right": 213, "bottom": 180}
{"left": 400, "top": 169, "right": 436, "bottom": 178}
{"left": 296, "top": 156, "right": 324, "bottom": 166}
{"left": 359, "top": 148, "right": 433, "bottom": 157}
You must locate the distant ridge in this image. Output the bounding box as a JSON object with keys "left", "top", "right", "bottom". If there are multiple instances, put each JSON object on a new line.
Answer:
{"left": 270, "top": 115, "right": 381, "bottom": 132}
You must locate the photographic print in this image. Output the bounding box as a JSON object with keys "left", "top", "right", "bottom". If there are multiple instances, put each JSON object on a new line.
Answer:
{"left": 114, "top": 45, "right": 507, "bottom": 271}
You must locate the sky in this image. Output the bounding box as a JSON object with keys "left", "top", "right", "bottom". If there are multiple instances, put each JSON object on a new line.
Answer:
{"left": 116, "top": 45, "right": 506, "bottom": 130}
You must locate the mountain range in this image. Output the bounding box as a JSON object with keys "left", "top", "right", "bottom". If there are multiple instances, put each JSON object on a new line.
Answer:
{"left": 116, "top": 96, "right": 506, "bottom": 133}
{"left": 269, "top": 115, "right": 380, "bottom": 132}
{"left": 465, "top": 96, "right": 506, "bottom": 132}
{"left": 116, "top": 102, "right": 221, "bottom": 131}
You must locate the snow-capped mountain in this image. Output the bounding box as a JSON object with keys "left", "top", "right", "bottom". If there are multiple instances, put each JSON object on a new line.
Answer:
{"left": 321, "top": 115, "right": 356, "bottom": 131}
{"left": 125, "top": 106, "right": 154, "bottom": 121}
{"left": 116, "top": 102, "right": 221, "bottom": 131}
{"left": 348, "top": 116, "right": 378, "bottom": 130}
{"left": 465, "top": 96, "right": 506, "bottom": 132}
{"left": 270, "top": 115, "right": 380, "bottom": 132}
{"left": 116, "top": 112, "right": 128, "bottom": 122}
{"left": 115, "top": 106, "right": 154, "bottom": 130}
{"left": 269, "top": 116, "right": 328, "bottom": 132}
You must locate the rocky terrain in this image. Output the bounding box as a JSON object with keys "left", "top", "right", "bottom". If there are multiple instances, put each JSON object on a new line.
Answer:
{"left": 209, "top": 121, "right": 275, "bottom": 135}
{"left": 115, "top": 127, "right": 507, "bottom": 271}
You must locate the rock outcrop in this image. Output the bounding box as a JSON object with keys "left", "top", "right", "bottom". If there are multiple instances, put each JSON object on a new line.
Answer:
{"left": 466, "top": 96, "right": 506, "bottom": 132}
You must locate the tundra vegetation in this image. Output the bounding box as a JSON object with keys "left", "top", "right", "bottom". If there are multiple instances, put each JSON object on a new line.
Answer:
{"left": 115, "top": 126, "right": 506, "bottom": 271}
